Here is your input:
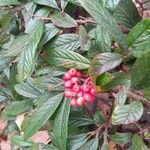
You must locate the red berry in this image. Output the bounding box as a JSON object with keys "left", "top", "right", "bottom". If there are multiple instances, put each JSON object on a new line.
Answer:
{"left": 64, "top": 80, "right": 73, "bottom": 88}
{"left": 77, "top": 91, "right": 83, "bottom": 97}
{"left": 90, "top": 88, "right": 96, "bottom": 95}
{"left": 64, "top": 90, "right": 73, "bottom": 98}
{"left": 81, "top": 84, "right": 91, "bottom": 92}
{"left": 71, "top": 77, "right": 79, "bottom": 83}
{"left": 72, "top": 84, "right": 80, "bottom": 93}
{"left": 76, "top": 71, "right": 82, "bottom": 77}
{"left": 63, "top": 72, "right": 72, "bottom": 80}
{"left": 68, "top": 68, "right": 77, "bottom": 76}
{"left": 76, "top": 97, "right": 84, "bottom": 106}
{"left": 83, "top": 93, "right": 94, "bottom": 102}
{"left": 70, "top": 98, "right": 77, "bottom": 107}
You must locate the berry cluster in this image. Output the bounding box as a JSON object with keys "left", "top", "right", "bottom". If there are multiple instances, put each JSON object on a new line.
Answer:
{"left": 63, "top": 68, "right": 96, "bottom": 107}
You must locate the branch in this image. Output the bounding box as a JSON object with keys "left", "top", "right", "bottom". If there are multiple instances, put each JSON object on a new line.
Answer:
{"left": 128, "top": 91, "right": 150, "bottom": 107}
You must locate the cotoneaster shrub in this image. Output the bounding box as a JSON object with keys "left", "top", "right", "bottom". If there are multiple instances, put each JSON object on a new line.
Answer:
{"left": 0, "top": 0, "right": 150, "bottom": 149}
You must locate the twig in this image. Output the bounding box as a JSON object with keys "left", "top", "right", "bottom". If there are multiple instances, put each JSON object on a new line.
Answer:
{"left": 128, "top": 91, "right": 150, "bottom": 107}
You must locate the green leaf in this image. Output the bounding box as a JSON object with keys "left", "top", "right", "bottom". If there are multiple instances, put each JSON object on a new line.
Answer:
{"left": 4, "top": 100, "right": 32, "bottom": 116}
{"left": 79, "top": 25, "right": 89, "bottom": 50}
{"left": 114, "top": 82, "right": 130, "bottom": 105}
{"left": 67, "top": 133, "right": 88, "bottom": 150}
{"left": 127, "top": 20, "right": 150, "bottom": 57}
{"left": 110, "top": 132, "right": 132, "bottom": 144}
{"left": 88, "top": 25, "right": 112, "bottom": 55}
{"left": 11, "top": 135, "right": 32, "bottom": 147}
{"left": 143, "top": 87, "right": 150, "bottom": 99}
{"left": 47, "top": 49, "right": 90, "bottom": 70}
{"left": 89, "top": 53, "right": 122, "bottom": 82}
{"left": 47, "top": 33, "right": 80, "bottom": 51}
{"left": 24, "top": 93, "right": 63, "bottom": 140}
{"left": 114, "top": 0, "right": 141, "bottom": 28}
{"left": 51, "top": 11, "right": 77, "bottom": 28}
{"left": 35, "top": 67, "right": 65, "bottom": 77}
{"left": 105, "top": 72, "right": 131, "bottom": 89}
{"left": 39, "top": 144, "right": 59, "bottom": 150}
{"left": 17, "top": 21, "right": 44, "bottom": 81}
{"left": 0, "top": 0, "right": 19, "bottom": 6}
{"left": 52, "top": 98, "right": 71, "bottom": 150}
{"left": 131, "top": 52, "right": 150, "bottom": 89}
{"left": 93, "top": 111, "right": 105, "bottom": 125}
{"left": 112, "top": 101, "right": 143, "bottom": 125}
{"left": 4, "top": 35, "right": 29, "bottom": 57}
{"left": 79, "top": 0, "right": 127, "bottom": 49}
{"left": 40, "top": 23, "right": 59, "bottom": 45}
{"left": 61, "top": 0, "right": 68, "bottom": 11}
{"left": 131, "top": 134, "right": 148, "bottom": 150}
{"left": 0, "top": 54, "right": 10, "bottom": 72}
{"left": 69, "top": 111, "right": 94, "bottom": 127}
{"left": 79, "top": 136, "right": 99, "bottom": 150}
{"left": 15, "top": 81, "right": 42, "bottom": 99}
{"left": 34, "top": 0, "right": 59, "bottom": 9}
{"left": 103, "top": 0, "right": 120, "bottom": 12}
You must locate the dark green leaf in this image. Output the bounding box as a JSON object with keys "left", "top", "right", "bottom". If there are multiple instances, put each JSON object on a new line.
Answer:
{"left": 79, "top": 136, "right": 99, "bottom": 150}
{"left": 17, "top": 21, "right": 44, "bottom": 81}
{"left": 4, "top": 35, "right": 29, "bottom": 57}
{"left": 131, "top": 52, "right": 150, "bottom": 89}
{"left": 143, "top": 87, "right": 150, "bottom": 100}
{"left": 40, "top": 23, "right": 59, "bottom": 45}
{"left": 131, "top": 134, "right": 148, "bottom": 150}
{"left": 67, "top": 133, "right": 88, "bottom": 150}
{"left": 11, "top": 135, "right": 32, "bottom": 147}
{"left": 69, "top": 111, "right": 93, "bottom": 127}
{"left": 51, "top": 11, "right": 77, "bottom": 28}
{"left": 114, "top": 0, "right": 141, "bottom": 28}
{"left": 61, "top": 0, "right": 68, "bottom": 11}
{"left": 34, "top": 0, "right": 59, "bottom": 9}
{"left": 35, "top": 67, "right": 65, "bottom": 77}
{"left": 52, "top": 98, "right": 71, "bottom": 150}
{"left": 0, "top": 0, "right": 19, "bottom": 6}
{"left": 24, "top": 93, "right": 63, "bottom": 139}
{"left": 89, "top": 53, "right": 122, "bottom": 81}
{"left": 127, "top": 20, "right": 150, "bottom": 57}
{"left": 4, "top": 99, "right": 32, "bottom": 116}
{"left": 79, "top": 25, "right": 89, "bottom": 50}
{"left": 112, "top": 101, "right": 143, "bottom": 125}
{"left": 39, "top": 144, "right": 59, "bottom": 150}
{"left": 47, "top": 33, "right": 80, "bottom": 51}
{"left": 79, "top": 0, "right": 127, "bottom": 49}
{"left": 88, "top": 25, "right": 112, "bottom": 54}
{"left": 93, "top": 111, "right": 105, "bottom": 125}
{"left": 15, "top": 81, "right": 42, "bottom": 99}
{"left": 110, "top": 132, "right": 132, "bottom": 144}
{"left": 47, "top": 49, "right": 90, "bottom": 70}
{"left": 114, "top": 82, "right": 130, "bottom": 105}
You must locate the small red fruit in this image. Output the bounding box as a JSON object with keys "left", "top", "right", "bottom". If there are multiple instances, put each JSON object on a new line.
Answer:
{"left": 77, "top": 91, "right": 83, "bottom": 97}
{"left": 71, "top": 77, "right": 79, "bottom": 83}
{"left": 72, "top": 84, "right": 80, "bottom": 93}
{"left": 63, "top": 72, "right": 72, "bottom": 80}
{"left": 83, "top": 93, "right": 94, "bottom": 102}
{"left": 81, "top": 84, "right": 91, "bottom": 92}
{"left": 64, "top": 90, "right": 73, "bottom": 98}
{"left": 64, "top": 80, "right": 73, "bottom": 88}
{"left": 70, "top": 98, "right": 77, "bottom": 107}
{"left": 68, "top": 68, "right": 77, "bottom": 76}
{"left": 76, "top": 97, "right": 84, "bottom": 106}
{"left": 76, "top": 71, "right": 82, "bottom": 77}
{"left": 90, "top": 88, "right": 96, "bottom": 95}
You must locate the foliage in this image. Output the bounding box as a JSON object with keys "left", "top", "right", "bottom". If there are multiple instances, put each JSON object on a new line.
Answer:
{"left": 0, "top": 0, "right": 150, "bottom": 149}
